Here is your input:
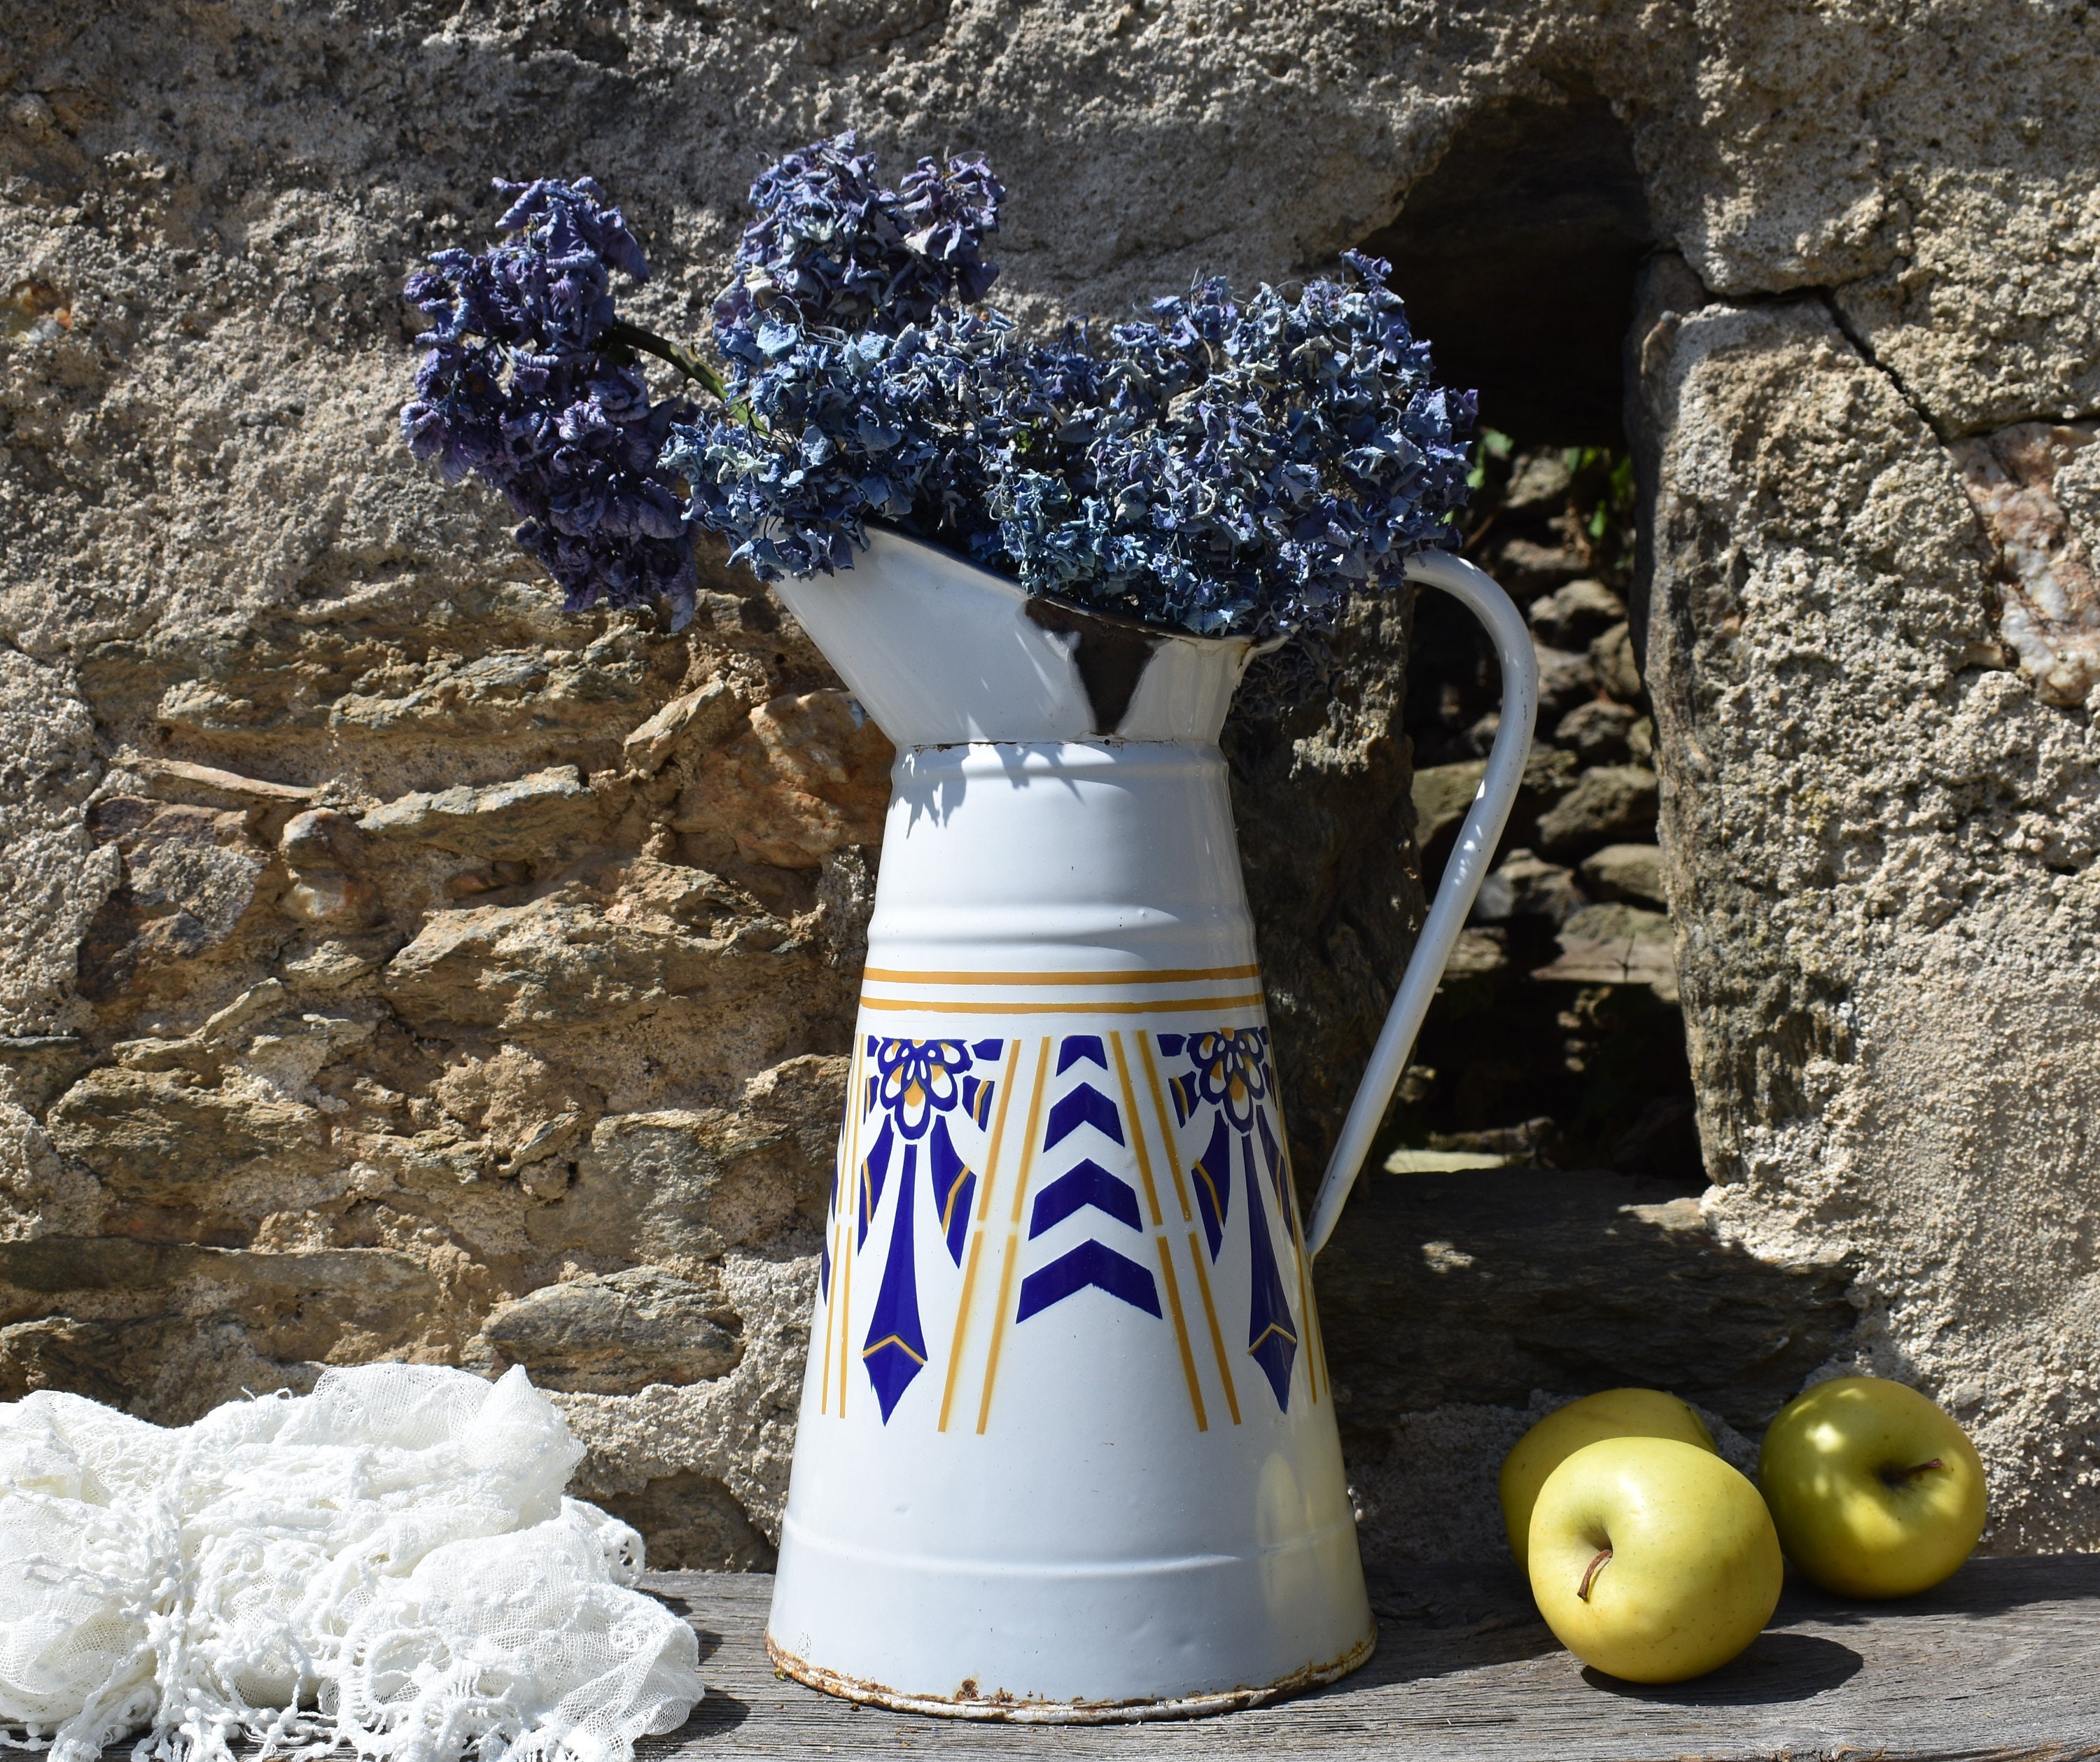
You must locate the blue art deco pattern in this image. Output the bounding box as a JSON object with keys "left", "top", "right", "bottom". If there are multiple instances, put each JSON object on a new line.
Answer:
{"left": 848, "top": 1035, "right": 1006, "bottom": 1421}
{"left": 830, "top": 1027, "right": 1306, "bottom": 1426}
{"left": 1159, "top": 1028, "right": 1301, "bottom": 1411}
{"left": 1016, "top": 1035, "right": 1160, "bottom": 1328}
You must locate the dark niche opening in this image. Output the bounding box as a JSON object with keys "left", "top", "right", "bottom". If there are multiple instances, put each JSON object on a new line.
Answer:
{"left": 1355, "top": 92, "right": 1654, "bottom": 447}
{"left": 1347, "top": 94, "right": 1702, "bottom": 1191}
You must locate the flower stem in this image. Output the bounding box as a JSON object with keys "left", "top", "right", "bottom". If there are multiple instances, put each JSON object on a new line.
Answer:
{"left": 603, "top": 320, "right": 730, "bottom": 403}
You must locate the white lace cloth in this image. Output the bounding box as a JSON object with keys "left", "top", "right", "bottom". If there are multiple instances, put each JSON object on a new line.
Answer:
{"left": 0, "top": 1364, "right": 701, "bottom": 1762}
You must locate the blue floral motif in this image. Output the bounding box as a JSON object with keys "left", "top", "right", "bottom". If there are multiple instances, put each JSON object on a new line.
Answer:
{"left": 1181, "top": 1029, "right": 1270, "bottom": 1133}
{"left": 1158, "top": 1026, "right": 1300, "bottom": 1411}
{"left": 848, "top": 1035, "right": 1005, "bottom": 1422}
{"left": 872, "top": 1037, "right": 973, "bottom": 1140}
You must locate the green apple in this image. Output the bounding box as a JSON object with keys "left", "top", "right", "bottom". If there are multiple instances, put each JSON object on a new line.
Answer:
{"left": 1499, "top": 1387, "right": 1718, "bottom": 1568}
{"left": 1758, "top": 1376, "right": 1987, "bottom": 1597}
{"left": 1529, "top": 1435, "right": 1783, "bottom": 1684}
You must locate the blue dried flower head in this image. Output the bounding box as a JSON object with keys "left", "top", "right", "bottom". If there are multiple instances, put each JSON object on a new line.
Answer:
{"left": 666, "top": 309, "right": 1013, "bottom": 582}
{"left": 664, "top": 165, "right": 1473, "bottom": 652}
{"left": 715, "top": 131, "right": 1004, "bottom": 340}
{"left": 400, "top": 177, "right": 701, "bottom": 627}
{"left": 971, "top": 251, "right": 1476, "bottom": 641}
{"left": 666, "top": 137, "right": 1010, "bottom": 585}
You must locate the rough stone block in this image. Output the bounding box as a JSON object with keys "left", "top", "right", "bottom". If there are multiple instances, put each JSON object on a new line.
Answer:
{"left": 1532, "top": 902, "right": 1678, "bottom": 995}
{"left": 484, "top": 1268, "right": 743, "bottom": 1394}
{"left": 1636, "top": 285, "right": 2100, "bottom": 1549}
{"left": 1471, "top": 851, "right": 1586, "bottom": 929}
{"left": 1553, "top": 699, "right": 1639, "bottom": 763}
{"left": 1528, "top": 579, "right": 1628, "bottom": 648}
{"left": 359, "top": 767, "right": 598, "bottom": 856}
{"left": 1579, "top": 842, "right": 1668, "bottom": 908}
{"left": 1533, "top": 766, "right": 1660, "bottom": 858}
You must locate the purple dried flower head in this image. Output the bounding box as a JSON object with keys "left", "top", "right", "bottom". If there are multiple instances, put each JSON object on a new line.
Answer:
{"left": 497, "top": 176, "right": 651, "bottom": 284}
{"left": 400, "top": 178, "right": 700, "bottom": 627}
{"left": 892, "top": 152, "right": 1005, "bottom": 305}
{"left": 715, "top": 132, "right": 1004, "bottom": 340}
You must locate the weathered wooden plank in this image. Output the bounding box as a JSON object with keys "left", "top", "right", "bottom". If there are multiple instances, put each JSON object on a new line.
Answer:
{"left": 640, "top": 1556, "right": 2100, "bottom": 1761}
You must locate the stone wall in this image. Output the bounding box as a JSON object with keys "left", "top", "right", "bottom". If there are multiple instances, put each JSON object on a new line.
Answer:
{"left": 2, "top": 0, "right": 2096, "bottom": 1565}
{"left": 1636, "top": 265, "right": 2100, "bottom": 1554}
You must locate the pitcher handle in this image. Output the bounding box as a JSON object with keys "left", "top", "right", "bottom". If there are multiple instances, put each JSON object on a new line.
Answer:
{"left": 1305, "top": 552, "right": 1539, "bottom": 1257}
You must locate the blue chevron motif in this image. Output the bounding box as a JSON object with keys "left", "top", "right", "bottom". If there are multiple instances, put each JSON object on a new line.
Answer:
{"left": 1014, "top": 1046, "right": 1161, "bottom": 1327}
{"left": 1056, "top": 1035, "right": 1107, "bottom": 1074}
{"left": 1016, "top": 1239, "right": 1162, "bottom": 1323}
{"left": 1030, "top": 1156, "right": 1142, "bottom": 1238}
{"left": 845, "top": 1035, "right": 1010, "bottom": 1422}
{"left": 1152, "top": 1025, "right": 1303, "bottom": 1412}
{"left": 1044, "top": 1082, "right": 1124, "bottom": 1151}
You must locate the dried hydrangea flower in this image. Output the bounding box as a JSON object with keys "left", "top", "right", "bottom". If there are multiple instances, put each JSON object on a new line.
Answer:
{"left": 714, "top": 132, "right": 1004, "bottom": 340}
{"left": 671, "top": 148, "right": 1475, "bottom": 652}
{"left": 666, "top": 134, "right": 1011, "bottom": 582}
{"left": 400, "top": 176, "right": 701, "bottom": 628}
{"left": 401, "top": 144, "right": 1474, "bottom": 684}
{"left": 975, "top": 253, "right": 1477, "bottom": 641}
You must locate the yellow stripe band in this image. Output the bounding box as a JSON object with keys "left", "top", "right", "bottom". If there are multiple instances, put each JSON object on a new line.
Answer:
{"left": 863, "top": 963, "right": 1260, "bottom": 987}
{"left": 1186, "top": 1229, "right": 1240, "bottom": 1427}
{"left": 1155, "top": 1236, "right": 1208, "bottom": 1433}
{"left": 860, "top": 991, "right": 1266, "bottom": 1016}
{"left": 1135, "top": 1033, "right": 1196, "bottom": 1226}
{"left": 1110, "top": 1033, "right": 1166, "bottom": 1229}
{"left": 976, "top": 1038, "right": 1053, "bottom": 1436}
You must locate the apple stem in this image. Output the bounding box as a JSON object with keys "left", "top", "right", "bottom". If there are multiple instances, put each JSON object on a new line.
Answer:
{"left": 1576, "top": 1546, "right": 1613, "bottom": 1602}
{"left": 1884, "top": 1457, "right": 1945, "bottom": 1484}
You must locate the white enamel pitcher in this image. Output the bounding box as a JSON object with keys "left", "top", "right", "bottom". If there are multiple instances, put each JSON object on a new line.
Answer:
{"left": 766, "top": 526, "right": 1536, "bottom": 1719}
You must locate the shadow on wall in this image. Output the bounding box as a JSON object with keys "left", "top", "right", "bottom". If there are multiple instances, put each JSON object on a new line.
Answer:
{"left": 1320, "top": 1170, "right": 1858, "bottom": 1569}
{"left": 1319, "top": 1171, "right": 1856, "bottom": 1437}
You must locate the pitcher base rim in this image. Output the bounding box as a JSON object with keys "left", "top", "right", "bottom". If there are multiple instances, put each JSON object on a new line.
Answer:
{"left": 762, "top": 1628, "right": 1377, "bottom": 1723}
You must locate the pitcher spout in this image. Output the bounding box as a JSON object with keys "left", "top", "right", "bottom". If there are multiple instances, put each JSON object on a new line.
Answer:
{"left": 770, "top": 526, "right": 1261, "bottom": 747}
